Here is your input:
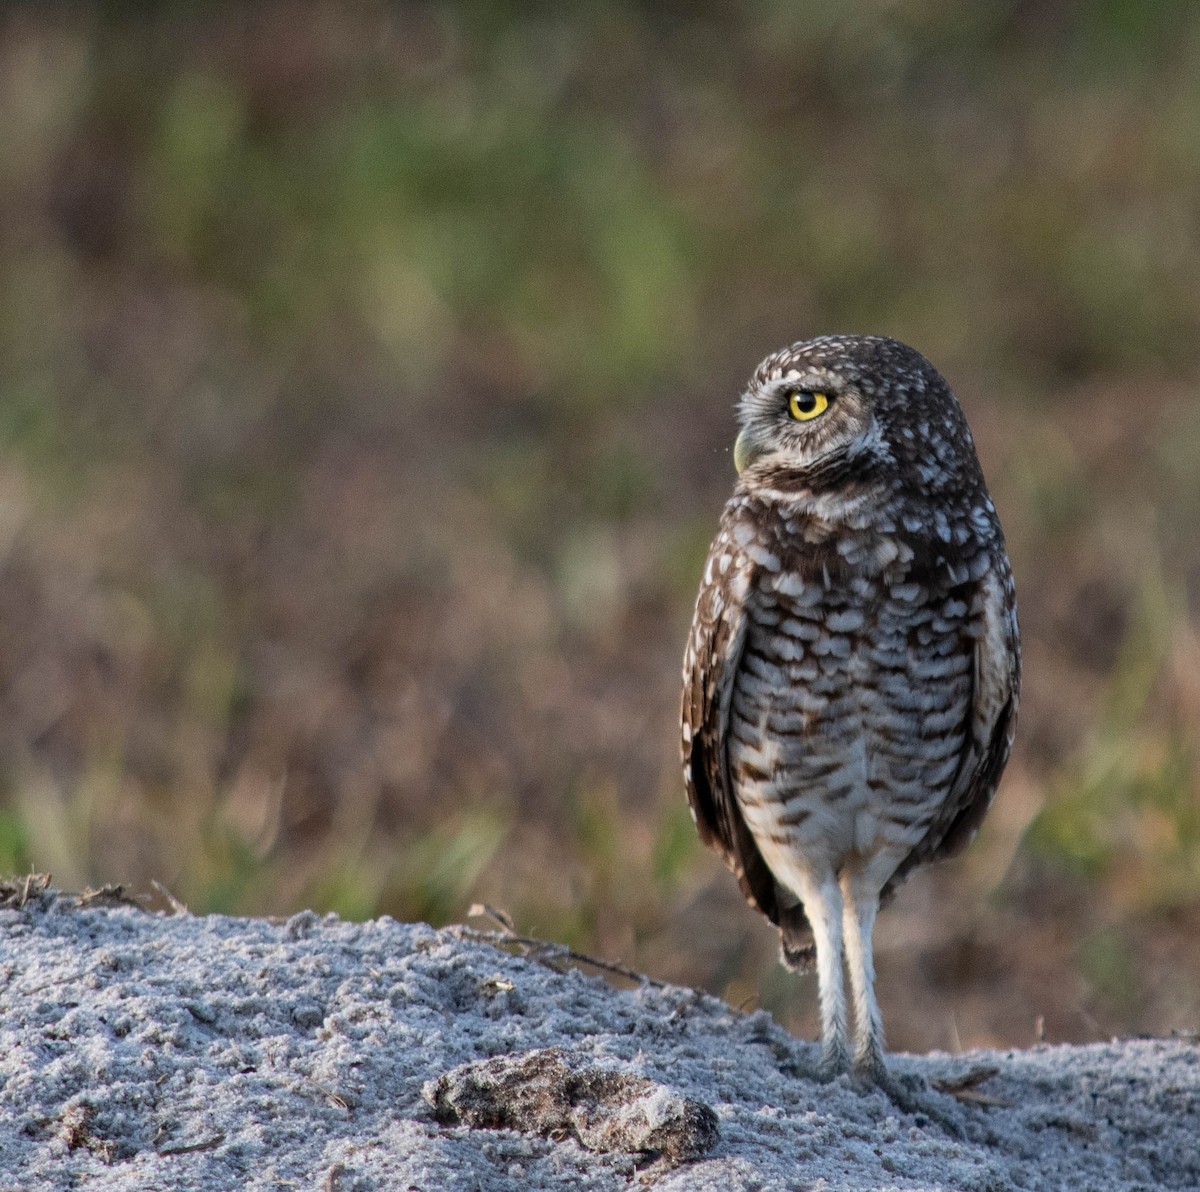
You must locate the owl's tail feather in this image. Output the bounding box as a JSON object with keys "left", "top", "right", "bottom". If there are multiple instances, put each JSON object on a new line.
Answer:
{"left": 778, "top": 906, "right": 816, "bottom": 973}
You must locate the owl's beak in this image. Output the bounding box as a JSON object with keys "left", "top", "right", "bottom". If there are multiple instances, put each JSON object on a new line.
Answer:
{"left": 733, "top": 426, "right": 762, "bottom": 474}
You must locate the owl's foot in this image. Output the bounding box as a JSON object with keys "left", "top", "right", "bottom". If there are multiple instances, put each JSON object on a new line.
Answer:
{"left": 816, "top": 1041, "right": 852, "bottom": 1082}
{"left": 777, "top": 1040, "right": 850, "bottom": 1084}
{"left": 852, "top": 1059, "right": 966, "bottom": 1140}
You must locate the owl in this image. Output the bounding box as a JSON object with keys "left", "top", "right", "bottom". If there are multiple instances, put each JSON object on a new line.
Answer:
{"left": 681, "top": 335, "right": 1019, "bottom": 1088}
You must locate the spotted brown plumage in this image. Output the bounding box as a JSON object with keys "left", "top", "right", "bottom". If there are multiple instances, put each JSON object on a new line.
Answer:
{"left": 681, "top": 335, "right": 1019, "bottom": 1083}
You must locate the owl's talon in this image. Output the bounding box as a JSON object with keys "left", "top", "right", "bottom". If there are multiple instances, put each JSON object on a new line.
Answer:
{"left": 854, "top": 1065, "right": 966, "bottom": 1140}
{"left": 852, "top": 1048, "right": 889, "bottom": 1088}
{"left": 816, "top": 1044, "right": 851, "bottom": 1083}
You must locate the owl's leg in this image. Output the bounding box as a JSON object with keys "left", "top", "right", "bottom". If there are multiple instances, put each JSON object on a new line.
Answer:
{"left": 793, "top": 869, "right": 849, "bottom": 1077}
{"left": 839, "top": 865, "right": 967, "bottom": 1138}
{"left": 839, "top": 867, "right": 886, "bottom": 1080}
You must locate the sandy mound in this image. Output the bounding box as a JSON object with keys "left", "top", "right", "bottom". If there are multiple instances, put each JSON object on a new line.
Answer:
{"left": 1, "top": 885, "right": 1197, "bottom": 1190}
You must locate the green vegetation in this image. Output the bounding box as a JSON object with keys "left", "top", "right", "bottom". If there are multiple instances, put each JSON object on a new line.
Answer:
{"left": 1, "top": 2, "right": 1198, "bottom": 1049}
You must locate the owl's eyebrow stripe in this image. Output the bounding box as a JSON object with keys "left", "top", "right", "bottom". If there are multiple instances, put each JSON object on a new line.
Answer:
{"left": 776, "top": 371, "right": 836, "bottom": 390}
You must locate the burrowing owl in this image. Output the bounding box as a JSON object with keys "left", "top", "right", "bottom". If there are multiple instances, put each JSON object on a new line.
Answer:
{"left": 681, "top": 335, "right": 1019, "bottom": 1084}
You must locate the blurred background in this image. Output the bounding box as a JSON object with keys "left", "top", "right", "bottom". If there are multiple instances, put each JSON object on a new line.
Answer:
{"left": 2, "top": 1, "right": 1199, "bottom": 1053}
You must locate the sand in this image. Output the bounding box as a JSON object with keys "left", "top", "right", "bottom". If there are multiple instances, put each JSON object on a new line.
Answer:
{"left": 1, "top": 886, "right": 1197, "bottom": 1191}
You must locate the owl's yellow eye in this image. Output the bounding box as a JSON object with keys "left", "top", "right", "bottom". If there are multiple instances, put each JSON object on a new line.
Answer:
{"left": 786, "top": 389, "right": 829, "bottom": 421}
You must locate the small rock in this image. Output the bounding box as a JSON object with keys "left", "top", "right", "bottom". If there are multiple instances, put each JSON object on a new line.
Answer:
{"left": 423, "top": 1046, "right": 719, "bottom": 1162}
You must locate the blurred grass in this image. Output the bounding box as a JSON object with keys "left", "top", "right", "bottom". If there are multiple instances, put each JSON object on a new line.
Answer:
{"left": 1, "top": 1, "right": 1199, "bottom": 1047}
{"left": 1025, "top": 563, "right": 1200, "bottom": 908}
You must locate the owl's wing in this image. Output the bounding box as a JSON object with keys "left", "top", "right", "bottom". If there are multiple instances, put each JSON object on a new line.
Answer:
{"left": 682, "top": 560, "right": 814, "bottom": 969}
{"left": 883, "top": 564, "right": 1020, "bottom": 900}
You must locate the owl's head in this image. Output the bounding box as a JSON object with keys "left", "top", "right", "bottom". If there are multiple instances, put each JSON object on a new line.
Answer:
{"left": 734, "top": 335, "right": 973, "bottom": 490}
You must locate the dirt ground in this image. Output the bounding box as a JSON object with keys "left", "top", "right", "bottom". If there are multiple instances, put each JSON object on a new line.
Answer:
{"left": 2, "top": 889, "right": 1198, "bottom": 1191}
